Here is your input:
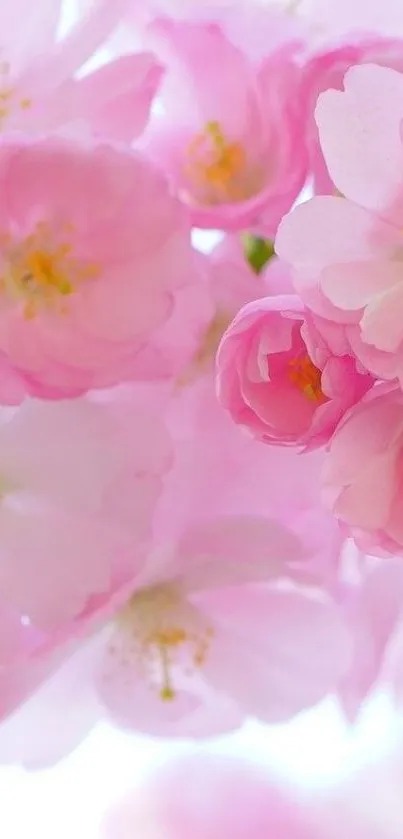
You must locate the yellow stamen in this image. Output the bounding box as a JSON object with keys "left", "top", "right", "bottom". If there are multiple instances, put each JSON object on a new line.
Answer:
{"left": 0, "top": 220, "right": 99, "bottom": 317}
{"left": 288, "top": 355, "right": 325, "bottom": 402}
{"left": 117, "top": 585, "right": 214, "bottom": 702}
{"left": 185, "top": 120, "right": 258, "bottom": 204}
{"left": 25, "top": 249, "right": 73, "bottom": 295}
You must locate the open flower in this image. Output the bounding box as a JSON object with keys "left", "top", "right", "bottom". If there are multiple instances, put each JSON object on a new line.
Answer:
{"left": 0, "top": 510, "right": 350, "bottom": 763}
{"left": 0, "top": 0, "right": 163, "bottom": 143}
{"left": 138, "top": 18, "right": 307, "bottom": 234}
{"left": 217, "top": 294, "right": 373, "bottom": 449}
{"left": 276, "top": 63, "right": 403, "bottom": 387}
{"left": 0, "top": 379, "right": 351, "bottom": 762}
{"left": 0, "top": 136, "right": 197, "bottom": 400}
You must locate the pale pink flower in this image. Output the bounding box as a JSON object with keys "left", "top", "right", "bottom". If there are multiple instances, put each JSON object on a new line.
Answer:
{"left": 302, "top": 38, "right": 403, "bottom": 192}
{"left": 0, "top": 390, "right": 172, "bottom": 634}
{"left": 0, "top": 135, "right": 198, "bottom": 400}
{"left": 0, "top": 544, "right": 350, "bottom": 761}
{"left": 276, "top": 63, "right": 403, "bottom": 386}
{"left": 0, "top": 381, "right": 351, "bottom": 763}
{"left": 217, "top": 293, "right": 373, "bottom": 449}
{"left": 138, "top": 18, "right": 308, "bottom": 235}
{"left": 0, "top": 0, "right": 163, "bottom": 143}
{"left": 102, "top": 753, "right": 313, "bottom": 839}
{"left": 322, "top": 384, "right": 403, "bottom": 556}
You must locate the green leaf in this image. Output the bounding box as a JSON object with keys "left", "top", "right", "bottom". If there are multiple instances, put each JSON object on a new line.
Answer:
{"left": 242, "top": 234, "right": 275, "bottom": 274}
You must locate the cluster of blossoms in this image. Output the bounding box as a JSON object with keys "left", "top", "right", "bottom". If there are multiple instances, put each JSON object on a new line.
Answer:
{"left": 2, "top": 0, "right": 403, "bottom": 782}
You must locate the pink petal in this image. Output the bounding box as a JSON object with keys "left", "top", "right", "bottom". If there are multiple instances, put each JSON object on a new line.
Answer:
{"left": 316, "top": 64, "right": 403, "bottom": 222}
{"left": 276, "top": 196, "right": 400, "bottom": 274}
{"left": 73, "top": 53, "right": 164, "bottom": 143}
{"left": 200, "top": 587, "right": 352, "bottom": 722}
{"left": 95, "top": 626, "right": 201, "bottom": 734}
{"left": 0, "top": 605, "right": 44, "bottom": 667}
{"left": 178, "top": 515, "right": 305, "bottom": 591}
{"left": 29, "top": 0, "right": 134, "bottom": 90}
{"left": 339, "top": 561, "right": 403, "bottom": 721}
{"left": 146, "top": 17, "right": 260, "bottom": 135}
{"left": 0, "top": 0, "right": 62, "bottom": 73}
{"left": 360, "top": 280, "right": 403, "bottom": 352}
{"left": 324, "top": 394, "right": 403, "bottom": 487}
{"left": 320, "top": 261, "right": 403, "bottom": 312}
{"left": 0, "top": 638, "right": 100, "bottom": 768}
{"left": 0, "top": 506, "right": 123, "bottom": 630}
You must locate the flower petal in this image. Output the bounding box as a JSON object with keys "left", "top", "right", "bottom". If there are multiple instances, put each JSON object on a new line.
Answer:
{"left": 316, "top": 64, "right": 403, "bottom": 221}
{"left": 200, "top": 586, "right": 352, "bottom": 722}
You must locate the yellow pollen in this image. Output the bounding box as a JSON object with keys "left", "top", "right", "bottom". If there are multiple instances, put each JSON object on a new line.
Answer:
{"left": 0, "top": 220, "right": 99, "bottom": 318}
{"left": 186, "top": 120, "right": 252, "bottom": 204}
{"left": 288, "top": 355, "right": 324, "bottom": 402}
{"left": 0, "top": 60, "right": 33, "bottom": 123}
{"left": 117, "top": 585, "right": 214, "bottom": 702}
{"left": 25, "top": 249, "right": 73, "bottom": 295}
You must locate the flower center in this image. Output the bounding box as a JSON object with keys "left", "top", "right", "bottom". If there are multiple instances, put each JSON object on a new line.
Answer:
{"left": 185, "top": 120, "right": 257, "bottom": 204}
{"left": 0, "top": 61, "right": 32, "bottom": 126}
{"left": 0, "top": 221, "right": 99, "bottom": 318}
{"left": 118, "top": 584, "right": 213, "bottom": 701}
{"left": 177, "top": 309, "right": 231, "bottom": 386}
{"left": 288, "top": 354, "right": 324, "bottom": 401}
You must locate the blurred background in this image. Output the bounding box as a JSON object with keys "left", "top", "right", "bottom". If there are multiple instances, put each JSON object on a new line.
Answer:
{"left": 1, "top": 692, "right": 403, "bottom": 838}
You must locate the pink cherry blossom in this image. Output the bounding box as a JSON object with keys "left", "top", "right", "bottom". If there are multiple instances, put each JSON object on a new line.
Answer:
{"left": 137, "top": 18, "right": 308, "bottom": 235}
{"left": 276, "top": 63, "right": 403, "bottom": 385}
{"left": 323, "top": 385, "right": 403, "bottom": 556}
{"left": 0, "top": 135, "right": 199, "bottom": 400}
{"left": 0, "top": 0, "right": 163, "bottom": 143}
{"left": 101, "top": 753, "right": 313, "bottom": 839}
{"left": 0, "top": 403, "right": 350, "bottom": 745}
{"left": 0, "top": 379, "right": 351, "bottom": 762}
{"left": 217, "top": 293, "right": 373, "bottom": 449}
{"left": 0, "top": 554, "right": 350, "bottom": 762}
{"left": 0, "top": 389, "right": 172, "bottom": 634}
